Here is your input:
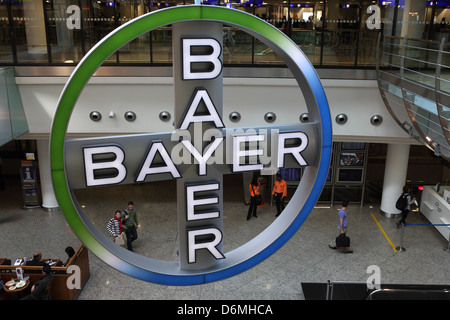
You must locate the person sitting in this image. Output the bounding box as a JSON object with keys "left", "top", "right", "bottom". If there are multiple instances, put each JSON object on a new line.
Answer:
{"left": 62, "top": 246, "right": 76, "bottom": 266}
{"left": 21, "top": 264, "right": 54, "bottom": 300}
{"left": 26, "top": 252, "right": 45, "bottom": 267}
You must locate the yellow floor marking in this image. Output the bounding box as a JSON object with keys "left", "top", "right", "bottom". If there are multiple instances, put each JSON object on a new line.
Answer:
{"left": 371, "top": 213, "right": 398, "bottom": 253}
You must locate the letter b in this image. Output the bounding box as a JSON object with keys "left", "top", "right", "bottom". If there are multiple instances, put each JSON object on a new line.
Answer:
{"left": 182, "top": 38, "right": 222, "bottom": 80}
{"left": 83, "top": 146, "right": 127, "bottom": 187}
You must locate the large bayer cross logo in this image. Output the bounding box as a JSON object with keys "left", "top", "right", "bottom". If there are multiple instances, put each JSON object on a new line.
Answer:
{"left": 50, "top": 6, "right": 332, "bottom": 285}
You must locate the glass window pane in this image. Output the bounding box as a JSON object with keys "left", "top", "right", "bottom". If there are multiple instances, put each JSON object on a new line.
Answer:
{"left": 403, "top": 38, "right": 439, "bottom": 88}
{"left": 253, "top": 33, "right": 283, "bottom": 64}
{"left": 231, "top": 0, "right": 284, "bottom": 65}
{"left": 146, "top": 2, "right": 179, "bottom": 64}
{"left": 289, "top": 0, "right": 323, "bottom": 65}
{"left": 0, "top": 4, "right": 13, "bottom": 63}
{"left": 439, "top": 61, "right": 450, "bottom": 93}
{"left": 322, "top": 0, "right": 359, "bottom": 66}
{"left": 227, "top": 1, "right": 257, "bottom": 64}
{"left": 82, "top": 0, "right": 118, "bottom": 63}
{"left": 357, "top": 0, "right": 382, "bottom": 67}
{"left": 116, "top": 0, "right": 150, "bottom": 64}
{"left": 223, "top": 26, "right": 254, "bottom": 64}
{"left": 431, "top": 3, "right": 450, "bottom": 42}
{"left": 46, "top": 0, "right": 84, "bottom": 64}
{"left": 150, "top": 26, "right": 172, "bottom": 64}
{"left": 14, "top": 0, "right": 49, "bottom": 63}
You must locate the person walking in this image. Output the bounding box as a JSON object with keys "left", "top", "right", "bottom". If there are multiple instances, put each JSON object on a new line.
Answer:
{"left": 396, "top": 186, "right": 416, "bottom": 228}
{"left": 122, "top": 201, "right": 139, "bottom": 251}
{"left": 329, "top": 200, "right": 352, "bottom": 253}
{"left": 107, "top": 210, "right": 124, "bottom": 245}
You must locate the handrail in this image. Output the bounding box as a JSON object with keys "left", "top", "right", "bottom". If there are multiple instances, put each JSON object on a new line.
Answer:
{"left": 325, "top": 280, "right": 370, "bottom": 300}
{"left": 383, "top": 35, "right": 444, "bottom": 46}
{"left": 0, "top": 244, "right": 85, "bottom": 274}
{"left": 397, "top": 222, "right": 450, "bottom": 252}
{"left": 367, "top": 287, "right": 450, "bottom": 300}
{"left": 377, "top": 34, "right": 450, "bottom": 161}
{"left": 325, "top": 280, "right": 450, "bottom": 300}
{"left": 64, "top": 244, "right": 85, "bottom": 267}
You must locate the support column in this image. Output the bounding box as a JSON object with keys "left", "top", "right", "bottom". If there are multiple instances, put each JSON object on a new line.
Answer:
{"left": 36, "top": 139, "right": 59, "bottom": 211}
{"left": 380, "top": 143, "right": 410, "bottom": 218}
{"left": 173, "top": 21, "right": 224, "bottom": 271}
{"left": 23, "top": 0, "right": 47, "bottom": 54}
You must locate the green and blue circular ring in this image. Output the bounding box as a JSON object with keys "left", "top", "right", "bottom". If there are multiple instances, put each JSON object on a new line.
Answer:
{"left": 50, "top": 5, "right": 332, "bottom": 285}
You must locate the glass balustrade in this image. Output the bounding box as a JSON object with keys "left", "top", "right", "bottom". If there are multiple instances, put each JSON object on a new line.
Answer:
{"left": 377, "top": 35, "right": 450, "bottom": 160}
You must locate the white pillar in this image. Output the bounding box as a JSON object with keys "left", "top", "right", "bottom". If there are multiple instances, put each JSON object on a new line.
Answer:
{"left": 23, "top": 0, "right": 47, "bottom": 54}
{"left": 380, "top": 143, "right": 410, "bottom": 218}
{"left": 36, "top": 139, "right": 59, "bottom": 211}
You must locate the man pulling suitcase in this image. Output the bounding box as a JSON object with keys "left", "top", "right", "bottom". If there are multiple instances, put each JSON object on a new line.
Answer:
{"left": 329, "top": 200, "right": 353, "bottom": 253}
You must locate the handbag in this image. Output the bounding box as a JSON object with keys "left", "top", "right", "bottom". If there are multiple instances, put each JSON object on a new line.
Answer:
{"left": 114, "top": 233, "right": 125, "bottom": 246}
{"left": 255, "top": 194, "right": 262, "bottom": 205}
{"left": 336, "top": 234, "right": 350, "bottom": 248}
{"left": 253, "top": 186, "right": 262, "bottom": 205}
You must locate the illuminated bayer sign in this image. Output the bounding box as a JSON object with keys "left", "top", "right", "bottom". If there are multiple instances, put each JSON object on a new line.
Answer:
{"left": 50, "top": 5, "right": 332, "bottom": 285}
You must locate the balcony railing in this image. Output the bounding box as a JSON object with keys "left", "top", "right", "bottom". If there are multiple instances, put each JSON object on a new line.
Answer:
{"left": 376, "top": 35, "right": 450, "bottom": 161}
{"left": 0, "top": 68, "right": 28, "bottom": 147}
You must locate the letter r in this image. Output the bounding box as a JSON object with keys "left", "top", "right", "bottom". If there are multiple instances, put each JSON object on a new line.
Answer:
{"left": 187, "top": 228, "right": 224, "bottom": 263}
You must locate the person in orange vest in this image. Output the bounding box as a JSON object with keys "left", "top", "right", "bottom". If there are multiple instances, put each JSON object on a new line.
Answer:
{"left": 247, "top": 176, "right": 261, "bottom": 221}
{"left": 272, "top": 173, "right": 287, "bottom": 217}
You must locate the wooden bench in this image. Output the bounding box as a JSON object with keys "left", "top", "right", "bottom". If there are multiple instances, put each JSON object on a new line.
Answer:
{"left": 0, "top": 245, "right": 90, "bottom": 300}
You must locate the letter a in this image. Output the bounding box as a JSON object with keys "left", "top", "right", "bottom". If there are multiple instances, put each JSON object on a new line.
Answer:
{"left": 366, "top": 5, "right": 381, "bottom": 30}
{"left": 136, "top": 142, "right": 181, "bottom": 181}
{"left": 66, "top": 265, "right": 81, "bottom": 289}
{"left": 67, "top": 5, "right": 81, "bottom": 30}
{"left": 179, "top": 89, "right": 224, "bottom": 130}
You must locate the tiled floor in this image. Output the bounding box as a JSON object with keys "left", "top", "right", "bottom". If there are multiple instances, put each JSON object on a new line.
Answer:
{"left": 1, "top": 177, "right": 450, "bottom": 300}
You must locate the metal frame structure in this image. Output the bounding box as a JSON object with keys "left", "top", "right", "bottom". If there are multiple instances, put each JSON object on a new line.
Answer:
{"left": 376, "top": 34, "right": 450, "bottom": 160}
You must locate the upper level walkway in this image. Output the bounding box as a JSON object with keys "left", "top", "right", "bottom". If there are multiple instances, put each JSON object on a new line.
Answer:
{"left": 377, "top": 35, "right": 450, "bottom": 161}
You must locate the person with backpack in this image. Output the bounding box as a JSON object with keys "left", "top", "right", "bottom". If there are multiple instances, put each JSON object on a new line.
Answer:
{"left": 396, "top": 186, "right": 415, "bottom": 228}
